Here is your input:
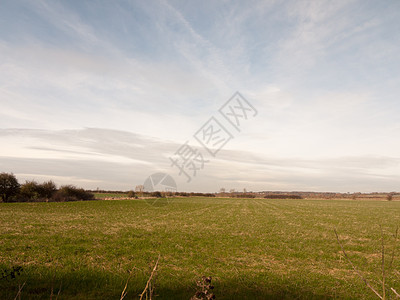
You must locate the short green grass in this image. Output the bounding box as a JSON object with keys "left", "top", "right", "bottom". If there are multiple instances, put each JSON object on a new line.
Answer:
{"left": 1, "top": 197, "right": 400, "bottom": 299}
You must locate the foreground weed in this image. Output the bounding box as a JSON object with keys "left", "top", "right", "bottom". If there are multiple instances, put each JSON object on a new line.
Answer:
{"left": 191, "top": 276, "right": 215, "bottom": 300}
{"left": 335, "top": 226, "right": 400, "bottom": 299}
{"left": 0, "top": 266, "right": 23, "bottom": 281}
{"left": 13, "top": 282, "right": 25, "bottom": 300}
{"left": 138, "top": 255, "right": 160, "bottom": 300}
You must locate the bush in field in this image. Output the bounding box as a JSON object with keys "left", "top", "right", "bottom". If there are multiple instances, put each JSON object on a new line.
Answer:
{"left": 40, "top": 180, "right": 57, "bottom": 199}
{"left": 387, "top": 193, "right": 394, "bottom": 201}
{"left": 164, "top": 191, "right": 174, "bottom": 197}
{"left": 191, "top": 276, "right": 215, "bottom": 300}
{"left": 203, "top": 193, "right": 216, "bottom": 197}
{"left": 20, "top": 181, "right": 41, "bottom": 200}
{"left": 177, "top": 192, "right": 189, "bottom": 197}
{"left": 236, "top": 194, "right": 255, "bottom": 198}
{"left": 190, "top": 192, "right": 214, "bottom": 197}
{"left": 151, "top": 191, "right": 162, "bottom": 198}
{"left": 264, "top": 194, "right": 303, "bottom": 199}
{"left": 0, "top": 173, "right": 20, "bottom": 202}
{"left": 0, "top": 266, "right": 23, "bottom": 281}
{"left": 127, "top": 190, "right": 136, "bottom": 198}
{"left": 52, "top": 185, "right": 94, "bottom": 202}
{"left": 19, "top": 180, "right": 57, "bottom": 201}
{"left": 0, "top": 173, "right": 92, "bottom": 202}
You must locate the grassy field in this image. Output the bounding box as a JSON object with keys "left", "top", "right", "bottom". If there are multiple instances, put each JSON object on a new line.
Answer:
{"left": 1, "top": 197, "right": 400, "bottom": 299}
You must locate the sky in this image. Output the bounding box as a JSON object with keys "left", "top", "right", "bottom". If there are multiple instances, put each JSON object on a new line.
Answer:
{"left": 1, "top": 0, "right": 400, "bottom": 193}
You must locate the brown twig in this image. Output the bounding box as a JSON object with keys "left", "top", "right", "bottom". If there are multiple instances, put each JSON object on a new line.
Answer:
{"left": 139, "top": 254, "right": 160, "bottom": 300}
{"left": 55, "top": 283, "right": 62, "bottom": 300}
{"left": 13, "top": 282, "right": 25, "bottom": 300}
{"left": 380, "top": 226, "right": 386, "bottom": 300}
{"left": 389, "top": 226, "right": 399, "bottom": 270}
{"left": 120, "top": 269, "right": 135, "bottom": 300}
{"left": 334, "top": 229, "right": 383, "bottom": 299}
{"left": 391, "top": 287, "right": 400, "bottom": 298}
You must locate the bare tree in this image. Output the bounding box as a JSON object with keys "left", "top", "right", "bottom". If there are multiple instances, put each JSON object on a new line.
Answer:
{"left": 135, "top": 185, "right": 144, "bottom": 197}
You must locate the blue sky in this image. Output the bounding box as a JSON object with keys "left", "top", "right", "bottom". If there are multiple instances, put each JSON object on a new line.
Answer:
{"left": 1, "top": 0, "right": 400, "bottom": 192}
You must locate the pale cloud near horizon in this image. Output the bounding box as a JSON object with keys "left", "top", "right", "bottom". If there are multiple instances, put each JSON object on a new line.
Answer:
{"left": 1, "top": 128, "right": 399, "bottom": 193}
{"left": 1, "top": 0, "right": 400, "bottom": 192}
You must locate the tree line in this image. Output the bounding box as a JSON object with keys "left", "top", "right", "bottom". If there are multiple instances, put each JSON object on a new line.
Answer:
{"left": 0, "top": 173, "right": 94, "bottom": 203}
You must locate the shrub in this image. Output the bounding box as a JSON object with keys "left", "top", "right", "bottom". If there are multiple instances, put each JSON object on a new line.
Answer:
{"left": 20, "top": 181, "right": 41, "bottom": 200}
{"left": 151, "top": 191, "right": 162, "bottom": 198}
{"left": 0, "top": 173, "right": 20, "bottom": 202}
{"left": 191, "top": 276, "right": 215, "bottom": 299}
{"left": 264, "top": 194, "right": 302, "bottom": 199}
{"left": 0, "top": 266, "right": 23, "bottom": 281}
{"left": 40, "top": 180, "right": 57, "bottom": 199}
{"left": 19, "top": 180, "right": 57, "bottom": 201}
{"left": 203, "top": 193, "right": 216, "bottom": 197}
{"left": 236, "top": 194, "right": 255, "bottom": 198}
{"left": 164, "top": 191, "right": 174, "bottom": 197}
{"left": 127, "top": 190, "right": 136, "bottom": 198}
{"left": 52, "top": 185, "right": 94, "bottom": 202}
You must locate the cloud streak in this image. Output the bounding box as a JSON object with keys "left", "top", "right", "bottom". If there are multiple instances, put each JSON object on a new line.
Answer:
{"left": 1, "top": 0, "right": 400, "bottom": 191}
{"left": 1, "top": 128, "right": 399, "bottom": 192}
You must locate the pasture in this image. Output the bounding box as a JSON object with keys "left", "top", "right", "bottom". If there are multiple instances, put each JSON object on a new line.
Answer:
{"left": 1, "top": 197, "right": 400, "bottom": 299}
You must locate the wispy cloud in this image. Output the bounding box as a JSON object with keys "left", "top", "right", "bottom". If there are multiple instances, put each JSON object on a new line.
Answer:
{"left": 1, "top": 128, "right": 399, "bottom": 192}
{"left": 1, "top": 0, "right": 400, "bottom": 191}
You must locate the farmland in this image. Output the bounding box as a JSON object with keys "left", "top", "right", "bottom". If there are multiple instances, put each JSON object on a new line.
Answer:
{"left": 1, "top": 197, "right": 400, "bottom": 299}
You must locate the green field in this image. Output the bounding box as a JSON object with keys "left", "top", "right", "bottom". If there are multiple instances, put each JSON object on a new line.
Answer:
{"left": 1, "top": 197, "right": 400, "bottom": 299}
